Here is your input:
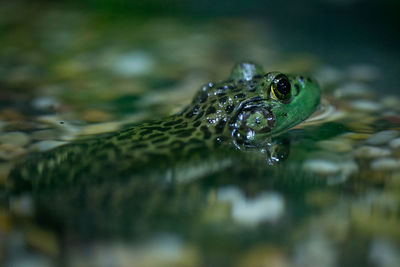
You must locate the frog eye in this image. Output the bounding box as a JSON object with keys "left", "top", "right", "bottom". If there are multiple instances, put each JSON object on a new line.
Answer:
{"left": 270, "top": 74, "right": 291, "bottom": 101}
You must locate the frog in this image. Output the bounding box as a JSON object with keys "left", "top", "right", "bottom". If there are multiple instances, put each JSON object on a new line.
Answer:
{"left": 9, "top": 61, "right": 320, "bottom": 190}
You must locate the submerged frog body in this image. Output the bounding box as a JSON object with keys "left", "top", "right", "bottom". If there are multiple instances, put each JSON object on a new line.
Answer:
{"left": 10, "top": 62, "right": 320, "bottom": 187}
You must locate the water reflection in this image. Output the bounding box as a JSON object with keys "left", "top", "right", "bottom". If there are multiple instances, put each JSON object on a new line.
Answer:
{"left": 8, "top": 134, "right": 293, "bottom": 235}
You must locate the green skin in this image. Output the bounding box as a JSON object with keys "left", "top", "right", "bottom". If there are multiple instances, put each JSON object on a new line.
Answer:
{"left": 10, "top": 62, "right": 320, "bottom": 187}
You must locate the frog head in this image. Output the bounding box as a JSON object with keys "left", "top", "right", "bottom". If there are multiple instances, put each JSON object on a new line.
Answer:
{"left": 185, "top": 62, "right": 320, "bottom": 148}
{"left": 228, "top": 62, "right": 321, "bottom": 147}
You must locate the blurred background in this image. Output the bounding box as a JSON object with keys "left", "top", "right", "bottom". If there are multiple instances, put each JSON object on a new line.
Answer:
{"left": 70, "top": 0, "right": 400, "bottom": 91}
{"left": 1, "top": 0, "right": 400, "bottom": 266}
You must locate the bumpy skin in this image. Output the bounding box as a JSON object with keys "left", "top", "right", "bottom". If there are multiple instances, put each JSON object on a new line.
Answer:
{"left": 10, "top": 62, "right": 320, "bottom": 188}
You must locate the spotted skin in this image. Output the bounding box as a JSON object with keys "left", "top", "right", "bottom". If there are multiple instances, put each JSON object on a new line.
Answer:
{"left": 10, "top": 62, "right": 320, "bottom": 186}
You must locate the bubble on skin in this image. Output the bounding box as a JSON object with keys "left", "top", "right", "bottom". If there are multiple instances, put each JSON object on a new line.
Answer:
{"left": 246, "top": 129, "right": 255, "bottom": 141}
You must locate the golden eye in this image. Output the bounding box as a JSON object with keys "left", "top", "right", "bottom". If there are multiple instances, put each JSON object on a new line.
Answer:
{"left": 270, "top": 74, "right": 291, "bottom": 101}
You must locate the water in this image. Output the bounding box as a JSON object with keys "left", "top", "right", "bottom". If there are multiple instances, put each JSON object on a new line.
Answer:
{"left": 1, "top": 1, "right": 400, "bottom": 266}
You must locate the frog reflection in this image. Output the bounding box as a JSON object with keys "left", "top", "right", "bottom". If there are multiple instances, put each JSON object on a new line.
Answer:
{"left": 10, "top": 136, "right": 292, "bottom": 238}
